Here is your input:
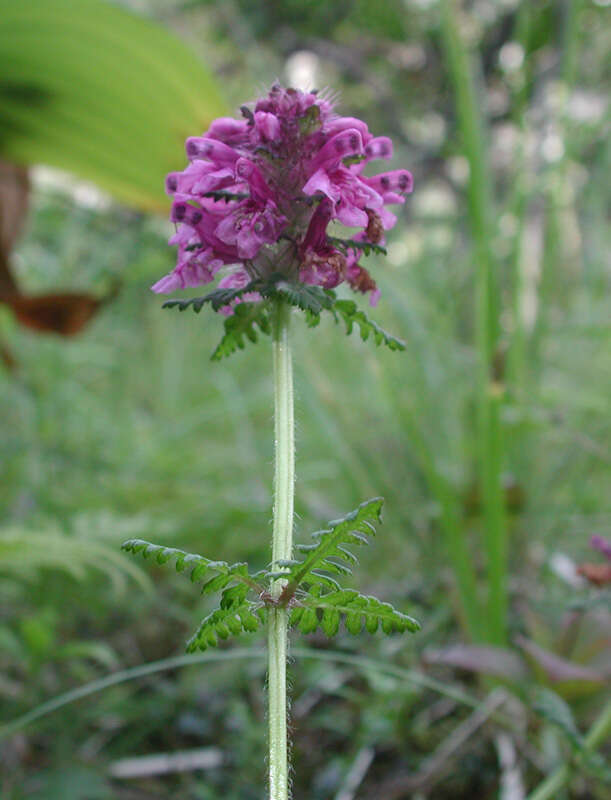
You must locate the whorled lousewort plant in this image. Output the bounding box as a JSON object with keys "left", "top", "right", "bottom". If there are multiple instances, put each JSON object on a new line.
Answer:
{"left": 121, "top": 84, "right": 419, "bottom": 799}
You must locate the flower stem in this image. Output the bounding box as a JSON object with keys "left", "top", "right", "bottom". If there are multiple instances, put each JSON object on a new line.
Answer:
{"left": 268, "top": 298, "right": 294, "bottom": 800}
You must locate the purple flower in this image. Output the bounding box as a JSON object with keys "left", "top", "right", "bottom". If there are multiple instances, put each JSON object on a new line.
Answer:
{"left": 153, "top": 85, "right": 413, "bottom": 306}
{"left": 590, "top": 535, "right": 611, "bottom": 561}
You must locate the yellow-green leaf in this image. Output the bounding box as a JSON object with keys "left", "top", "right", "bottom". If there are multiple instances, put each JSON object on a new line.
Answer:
{"left": 0, "top": 0, "right": 227, "bottom": 211}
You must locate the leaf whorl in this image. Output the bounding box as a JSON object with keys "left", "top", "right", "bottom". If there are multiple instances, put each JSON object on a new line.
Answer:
{"left": 162, "top": 276, "right": 404, "bottom": 359}
{"left": 122, "top": 497, "right": 420, "bottom": 649}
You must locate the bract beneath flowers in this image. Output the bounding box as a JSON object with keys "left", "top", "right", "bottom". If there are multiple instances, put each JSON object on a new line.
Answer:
{"left": 153, "top": 85, "right": 413, "bottom": 307}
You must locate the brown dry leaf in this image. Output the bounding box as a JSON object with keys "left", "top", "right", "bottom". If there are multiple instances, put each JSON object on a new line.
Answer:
{"left": 4, "top": 292, "right": 111, "bottom": 336}
{"left": 0, "top": 161, "right": 118, "bottom": 338}
{"left": 577, "top": 562, "right": 611, "bottom": 587}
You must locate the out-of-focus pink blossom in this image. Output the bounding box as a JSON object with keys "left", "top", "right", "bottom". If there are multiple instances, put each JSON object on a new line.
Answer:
{"left": 153, "top": 85, "right": 413, "bottom": 306}
{"left": 590, "top": 535, "right": 611, "bottom": 561}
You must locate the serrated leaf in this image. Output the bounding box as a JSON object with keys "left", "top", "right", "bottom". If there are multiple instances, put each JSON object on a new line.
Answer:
{"left": 161, "top": 278, "right": 403, "bottom": 357}
{"left": 365, "top": 615, "right": 379, "bottom": 634}
{"left": 327, "top": 237, "right": 387, "bottom": 258}
{"left": 345, "top": 611, "right": 362, "bottom": 635}
{"left": 239, "top": 608, "right": 261, "bottom": 633}
{"left": 321, "top": 607, "right": 340, "bottom": 637}
{"left": 332, "top": 300, "right": 405, "bottom": 351}
{"left": 278, "top": 498, "right": 384, "bottom": 599}
{"left": 220, "top": 583, "right": 249, "bottom": 608}
{"left": 291, "top": 589, "right": 420, "bottom": 638}
{"left": 186, "top": 601, "right": 267, "bottom": 652}
{"left": 202, "top": 191, "right": 248, "bottom": 203}
{"left": 121, "top": 539, "right": 262, "bottom": 595}
{"left": 304, "top": 308, "right": 322, "bottom": 327}
{"left": 289, "top": 606, "right": 305, "bottom": 626}
{"left": 308, "top": 571, "right": 342, "bottom": 591}
{"left": 163, "top": 279, "right": 334, "bottom": 321}
{"left": 162, "top": 283, "right": 261, "bottom": 314}
{"left": 298, "top": 607, "right": 319, "bottom": 635}
{"left": 212, "top": 302, "right": 271, "bottom": 361}
{"left": 261, "top": 280, "right": 334, "bottom": 317}
{"left": 200, "top": 573, "right": 231, "bottom": 595}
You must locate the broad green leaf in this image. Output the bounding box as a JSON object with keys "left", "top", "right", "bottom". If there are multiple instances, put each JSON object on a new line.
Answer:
{"left": 0, "top": 0, "right": 226, "bottom": 211}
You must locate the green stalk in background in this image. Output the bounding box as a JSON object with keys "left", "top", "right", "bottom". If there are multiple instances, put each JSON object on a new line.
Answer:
{"left": 268, "top": 299, "right": 294, "bottom": 800}
{"left": 384, "top": 380, "right": 483, "bottom": 642}
{"left": 535, "top": 0, "right": 584, "bottom": 359}
{"left": 506, "top": 2, "right": 533, "bottom": 398}
{"left": 440, "top": 0, "right": 508, "bottom": 645}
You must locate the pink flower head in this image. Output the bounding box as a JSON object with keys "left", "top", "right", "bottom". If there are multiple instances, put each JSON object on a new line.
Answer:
{"left": 153, "top": 85, "right": 413, "bottom": 305}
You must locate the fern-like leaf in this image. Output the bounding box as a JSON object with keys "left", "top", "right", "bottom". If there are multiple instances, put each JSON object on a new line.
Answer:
{"left": 161, "top": 274, "right": 404, "bottom": 356}
{"left": 261, "top": 279, "right": 334, "bottom": 316}
{"left": 121, "top": 539, "right": 263, "bottom": 594}
{"left": 161, "top": 284, "right": 258, "bottom": 314}
{"left": 186, "top": 601, "right": 267, "bottom": 652}
{"left": 327, "top": 237, "right": 387, "bottom": 258}
{"left": 212, "top": 302, "right": 271, "bottom": 360}
{"left": 289, "top": 589, "right": 419, "bottom": 636}
{"left": 332, "top": 300, "right": 405, "bottom": 351}
{"left": 202, "top": 190, "right": 249, "bottom": 203}
{"left": 278, "top": 498, "right": 384, "bottom": 600}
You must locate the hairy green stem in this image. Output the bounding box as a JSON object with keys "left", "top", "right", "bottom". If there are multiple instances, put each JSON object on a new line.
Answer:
{"left": 527, "top": 698, "right": 611, "bottom": 800}
{"left": 440, "top": 0, "right": 507, "bottom": 644}
{"left": 268, "top": 299, "right": 294, "bottom": 800}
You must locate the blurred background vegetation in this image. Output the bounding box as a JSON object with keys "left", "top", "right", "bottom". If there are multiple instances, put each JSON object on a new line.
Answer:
{"left": 0, "top": 0, "right": 609, "bottom": 798}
